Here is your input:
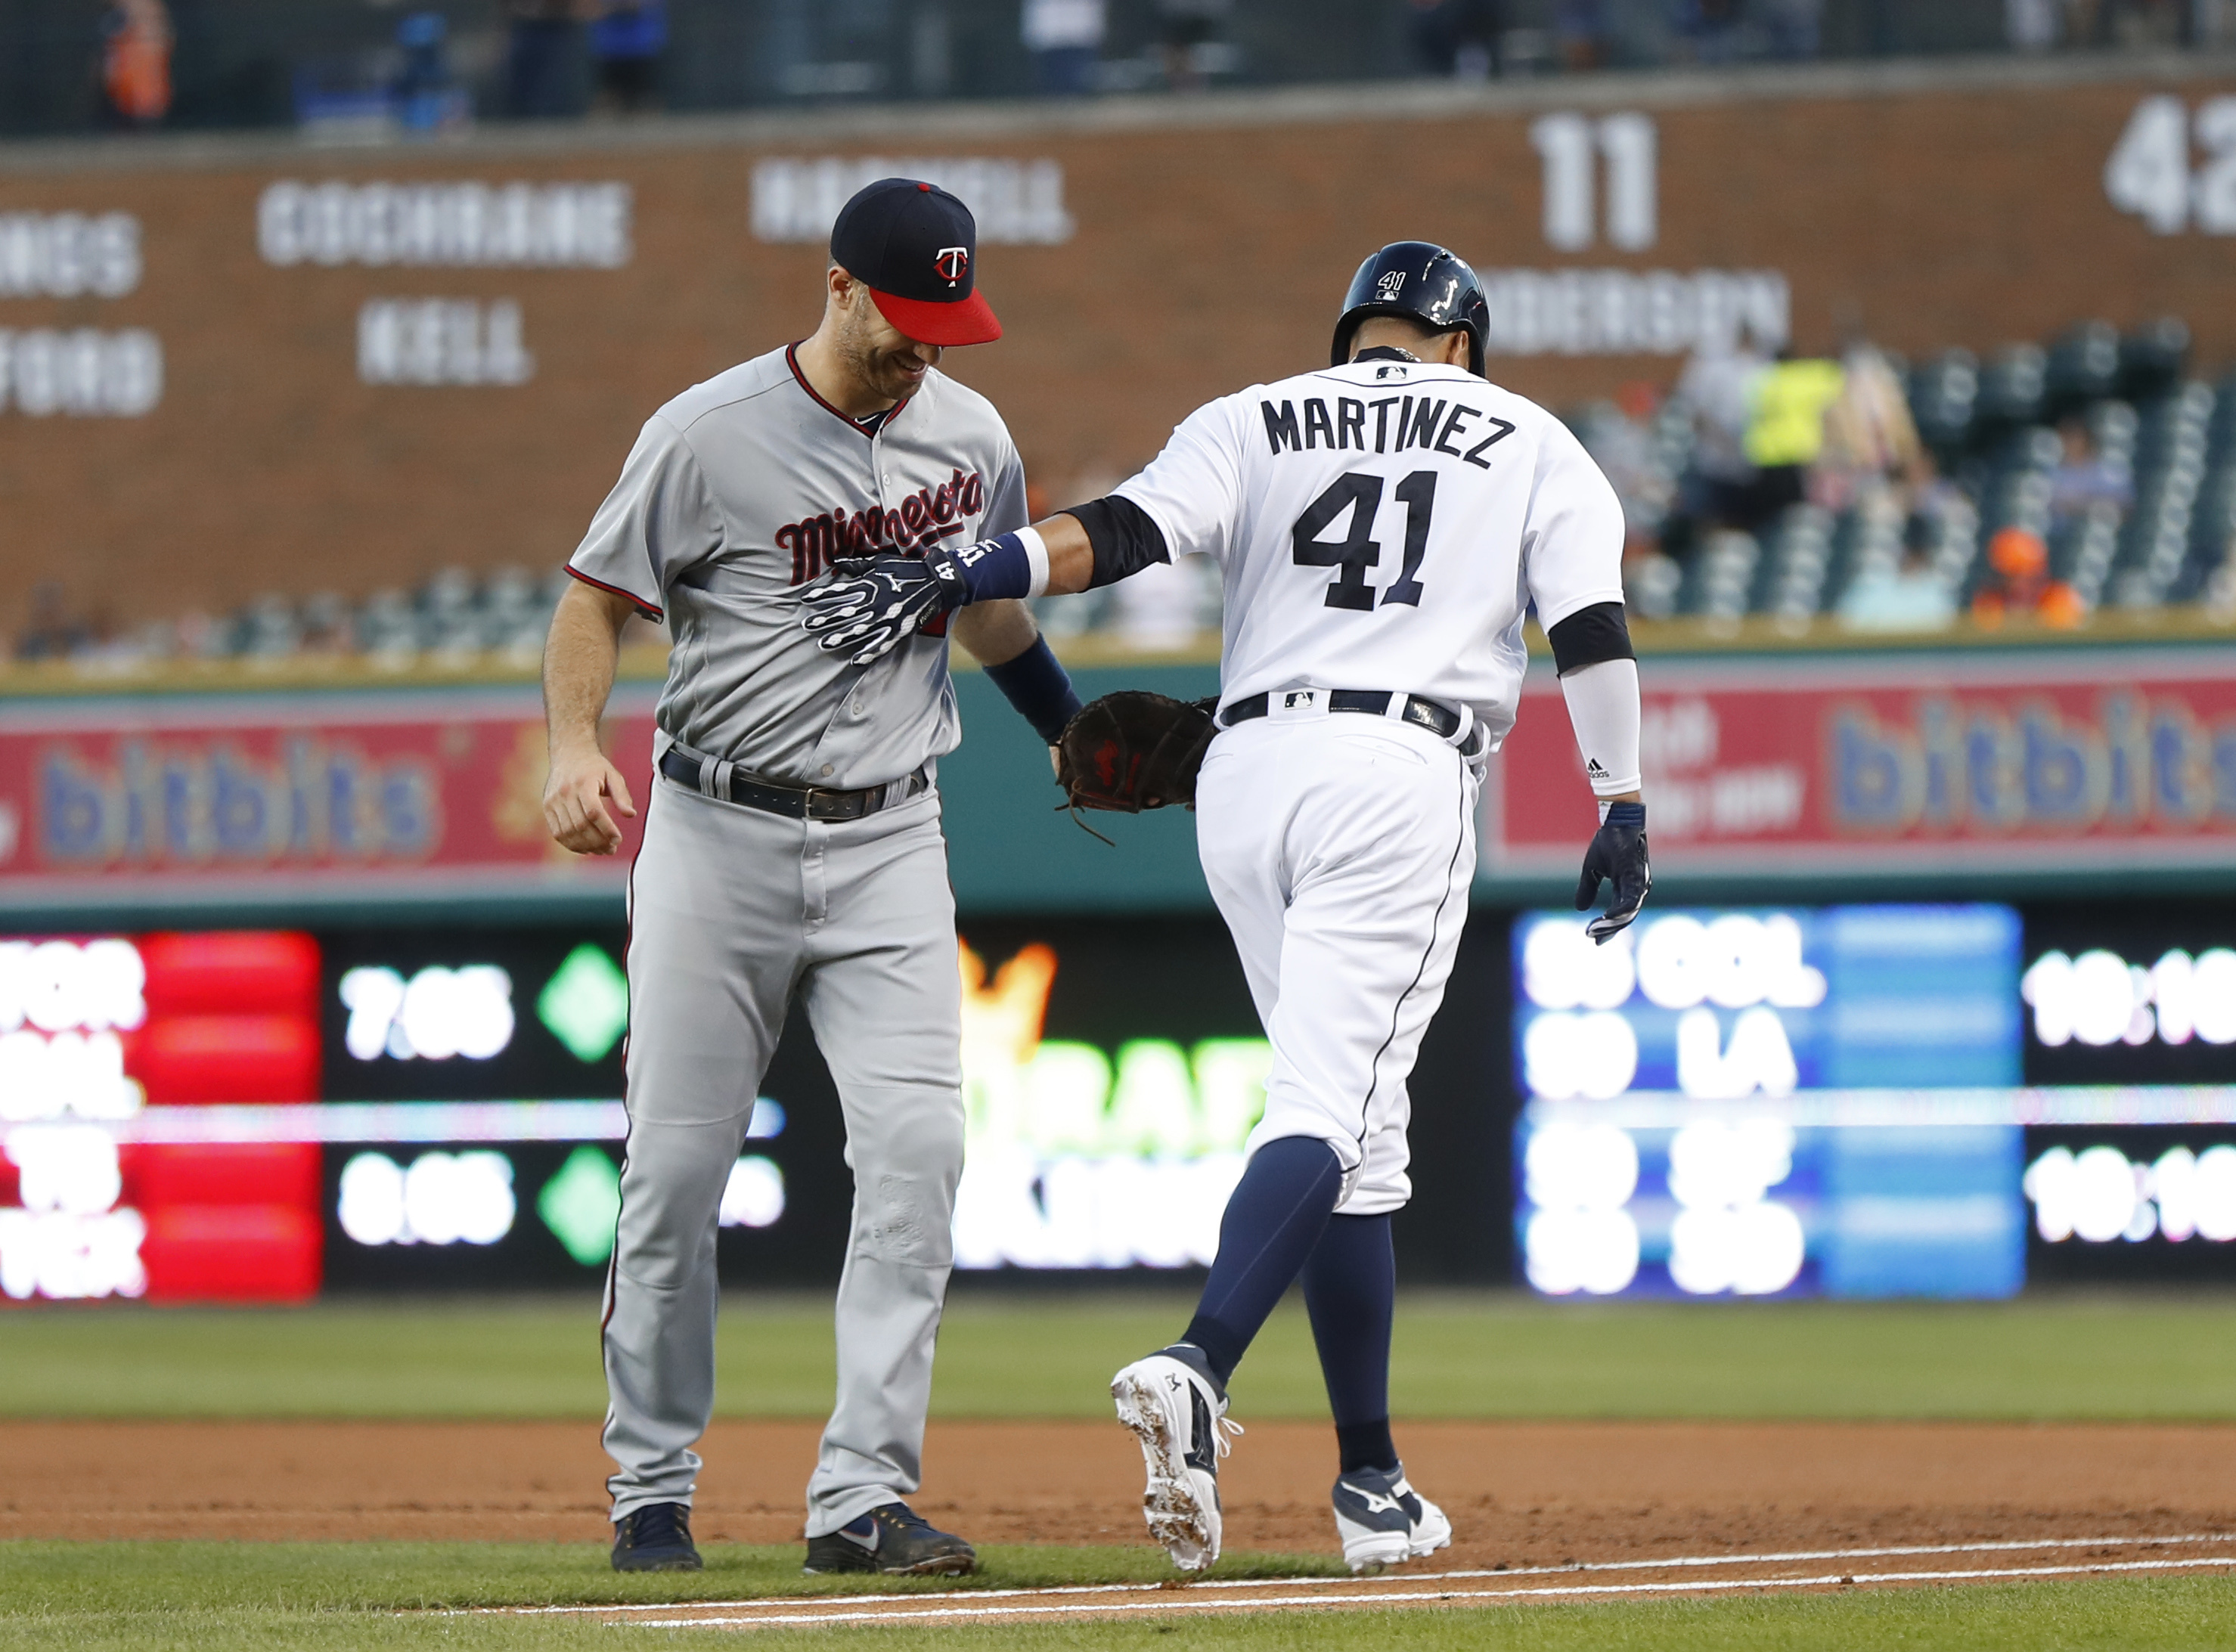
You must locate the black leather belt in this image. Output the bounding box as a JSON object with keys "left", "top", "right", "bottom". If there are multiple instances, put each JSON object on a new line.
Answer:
{"left": 1218, "top": 689, "right": 1464, "bottom": 741}
{"left": 658, "top": 747, "right": 928, "bottom": 821}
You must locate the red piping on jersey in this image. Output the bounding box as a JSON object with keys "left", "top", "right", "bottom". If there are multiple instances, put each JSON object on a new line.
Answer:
{"left": 566, "top": 565, "right": 663, "bottom": 622}
{"left": 786, "top": 342, "right": 913, "bottom": 438}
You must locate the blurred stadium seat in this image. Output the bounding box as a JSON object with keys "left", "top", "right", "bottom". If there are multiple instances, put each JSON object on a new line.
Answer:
{"left": 1601, "top": 316, "right": 2235, "bottom": 640}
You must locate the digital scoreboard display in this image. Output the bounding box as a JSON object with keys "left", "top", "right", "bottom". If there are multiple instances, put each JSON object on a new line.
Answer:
{"left": 0, "top": 916, "right": 1270, "bottom": 1302}
{"left": 1514, "top": 905, "right": 2028, "bottom": 1300}
{"left": 1512, "top": 903, "right": 2236, "bottom": 1300}
{"left": 2013, "top": 907, "right": 2236, "bottom": 1284}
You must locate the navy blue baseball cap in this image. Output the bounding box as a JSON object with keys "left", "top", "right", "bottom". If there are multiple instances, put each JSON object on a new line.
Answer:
{"left": 830, "top": 178, "right": 1002, "bottom": 347}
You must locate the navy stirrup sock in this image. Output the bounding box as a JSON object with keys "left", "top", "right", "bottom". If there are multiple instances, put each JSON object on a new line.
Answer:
{"left": 1180, "top": 1136, "right": 1345, "bottom": 1385}
{"left": 1304, "top": 1212, "right": 1399, "bottom": 1474}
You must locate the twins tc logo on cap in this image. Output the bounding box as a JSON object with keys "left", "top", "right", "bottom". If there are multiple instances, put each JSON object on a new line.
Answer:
{"left": 828, "top": 178, "right": 1003, "bottom": 346}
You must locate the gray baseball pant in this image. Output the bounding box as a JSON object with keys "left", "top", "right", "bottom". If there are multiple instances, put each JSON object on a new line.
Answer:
{"left": 602, "top": 773, "right": 965, "bottom": 1538}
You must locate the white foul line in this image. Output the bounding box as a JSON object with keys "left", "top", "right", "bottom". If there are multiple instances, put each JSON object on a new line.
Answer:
{"left": 622, "top": 1554, "right": 2236, "bottom": 1629}
{"left": 478, "top": 1530, "right": 2235, "bottom": 1617}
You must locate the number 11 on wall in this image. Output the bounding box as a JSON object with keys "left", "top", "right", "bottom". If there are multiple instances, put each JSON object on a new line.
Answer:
{"left": 1530, "top": 112, "right": 1658, "bottom": 253}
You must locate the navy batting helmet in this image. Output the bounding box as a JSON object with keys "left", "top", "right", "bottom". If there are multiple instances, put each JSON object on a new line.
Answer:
{"left": 1330, "top": 241, "right": 1489, "bottom": 377}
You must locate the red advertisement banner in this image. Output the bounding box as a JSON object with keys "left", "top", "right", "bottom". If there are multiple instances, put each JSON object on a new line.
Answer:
{"left": 0, "top": 686, "right": 656, "bottom": 908}
{"left": 1487, "top": 647, "right": 2236, "bottom": 879}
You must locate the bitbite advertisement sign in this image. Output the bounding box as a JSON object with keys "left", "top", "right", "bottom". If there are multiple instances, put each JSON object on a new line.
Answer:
{"left": 0, "top": 684, "right": 654, "bottom": 910}
{"left": 1486, "top": 646, "right": 2236, "bottom": 883}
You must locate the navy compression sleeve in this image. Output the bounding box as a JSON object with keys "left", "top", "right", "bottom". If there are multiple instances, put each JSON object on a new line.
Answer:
{"left": 985, "top": 634, "right": 1082, "bottom": 745}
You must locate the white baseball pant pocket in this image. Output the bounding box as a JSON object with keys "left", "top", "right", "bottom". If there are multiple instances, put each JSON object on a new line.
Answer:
{"left": 1196, "top": 716, "right": 1478, "bottom": 1217}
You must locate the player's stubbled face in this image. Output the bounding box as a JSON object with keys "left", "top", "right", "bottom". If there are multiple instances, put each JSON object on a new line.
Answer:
{"left": 842, "top": 294, "right": 941, "bottom": 404}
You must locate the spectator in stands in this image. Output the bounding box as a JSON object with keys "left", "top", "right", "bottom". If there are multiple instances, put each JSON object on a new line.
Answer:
{"left": 1972, "top": 525, "right": 2083, "bottom": 630}
{"left": 1817, "top": 339, "right": 1932, "bottom": 513}
{"left": 1742, "top": 346, "right": 1844, "bottom": 529}
{"left": 2006, "top": 0, "right": 2060, "bottom": 47}
{"left": 590, "top": 0, "right": 666, "bottom": 115}
{"left": 2048, "top": 415, "right": 2132, "bottom": 526}
{"left": 100, "top": 0, "right": 172, "bottom": 128}
{"left": 394, "top": 12, "right": 468, "bottom": 134}
{"left": 1408, "top": 0, "right": 1503, "bottom": 76}
{"left": 1838, "top": 539, "right": 1955, "bottom": 633}
{"left": 1555, "top": 0, "right": 1608, "bottom": 70}
{"left": 1023, "top": 0, "right": 1106, "bottom": 95}
{"left": 1157, "top": 0, "right": 1232, "bottom": 91}
{"left": 16, "top": 584, "right": 91, "bottom": 662}
{"left": 1676, "top": 333, "right": 1767, "bottom": 533}
{"left": 506, "top": 0, "right": 592, "bottom": 119}
{"left": 1760, "top": 0, "right": 1824, "bottom": 57}
{"left": 1671, "top": 0, "right": 1744, "bottom": 61}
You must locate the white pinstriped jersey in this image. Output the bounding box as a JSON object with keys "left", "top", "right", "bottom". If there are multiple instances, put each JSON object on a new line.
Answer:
{"left": 1114, "top": 357, "right": 1625, "bottom": 749}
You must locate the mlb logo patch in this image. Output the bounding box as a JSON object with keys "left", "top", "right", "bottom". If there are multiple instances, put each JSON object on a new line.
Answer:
{"left": 1375, "top": 271, "right": 1406, "bottom": 301}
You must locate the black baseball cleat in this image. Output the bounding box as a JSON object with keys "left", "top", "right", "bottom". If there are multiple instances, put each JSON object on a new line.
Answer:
{"left": 803, "top": 1502, "right": 978, "bottom": 1576}
{"left": 612, "top": 1501, "right": 702, "bottom": 1572}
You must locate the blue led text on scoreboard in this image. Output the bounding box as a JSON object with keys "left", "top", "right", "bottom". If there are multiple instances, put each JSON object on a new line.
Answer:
{"left": 1512, "top": 905, "right": 2030, "bottom": 1300}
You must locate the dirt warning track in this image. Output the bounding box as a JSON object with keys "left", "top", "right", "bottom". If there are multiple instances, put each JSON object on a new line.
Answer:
{"left": 9, "top": 1418, "right": 2236, "bottom": 1570}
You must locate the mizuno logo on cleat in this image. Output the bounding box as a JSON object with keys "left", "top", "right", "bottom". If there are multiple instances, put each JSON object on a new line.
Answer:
{"left": 1354, "top": 1489, "right": 1404, "bottom": 1517}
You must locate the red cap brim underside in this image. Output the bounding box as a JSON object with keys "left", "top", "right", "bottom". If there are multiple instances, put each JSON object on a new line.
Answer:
{"left": 869, "top": 286, "right": 1003, "bottom": 347}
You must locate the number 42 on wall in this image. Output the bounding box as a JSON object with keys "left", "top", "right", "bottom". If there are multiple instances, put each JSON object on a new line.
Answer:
{"left": 2105, "top": 94, "right": 2236, "bottom": 235}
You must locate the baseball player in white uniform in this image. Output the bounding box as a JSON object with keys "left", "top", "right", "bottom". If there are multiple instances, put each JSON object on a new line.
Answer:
{"left": 541, "top": 178, "right": 1087, "bottom": 1576}
{"left": 804, "top": 241, "right": 1650, "bottom": 1573}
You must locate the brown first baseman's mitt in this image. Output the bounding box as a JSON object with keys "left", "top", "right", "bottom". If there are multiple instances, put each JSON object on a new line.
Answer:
{"left": 1054, "top": 692, "right": 1219, "bottom": 825}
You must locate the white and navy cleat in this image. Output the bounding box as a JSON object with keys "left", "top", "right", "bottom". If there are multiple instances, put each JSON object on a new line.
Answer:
{"left": 1331, "top": 1463, "right": 1453, "bottom": 1573}
{"left": 1110, "top": 1344, "right": 1242, "bottom": 1572}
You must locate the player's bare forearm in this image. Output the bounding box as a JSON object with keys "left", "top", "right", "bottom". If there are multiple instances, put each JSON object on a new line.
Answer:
{"left": 1034, "top": 513, "right": 1096, "bottom": 596}
{"left": 951, "top": 598, "right": 1040, "bottom": 667}
{"left": 544, "top": 579, "right": 631, "bottom": 751}
{"left": 541, "top": 579, "right": 640, "bottom": 856}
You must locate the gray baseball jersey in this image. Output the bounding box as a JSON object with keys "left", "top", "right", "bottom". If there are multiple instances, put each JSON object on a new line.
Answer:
{"left": 584, "top": 342, "right": 1023, "bottom": 1540}
{"left": 568, "top": 343, "right": 1028, "bottom": 789}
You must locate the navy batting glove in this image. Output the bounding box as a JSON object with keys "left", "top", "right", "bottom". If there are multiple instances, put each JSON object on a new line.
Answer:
{"left": 1574, "top": 801, "right": 1650, "bottom": 944}
{"left": 802, "top": 542, "right": 973, "bottom": 664}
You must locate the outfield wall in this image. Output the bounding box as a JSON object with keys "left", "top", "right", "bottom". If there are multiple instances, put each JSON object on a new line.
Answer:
{"left": 4, "top": 57, "right": 2236, "bottom": 635}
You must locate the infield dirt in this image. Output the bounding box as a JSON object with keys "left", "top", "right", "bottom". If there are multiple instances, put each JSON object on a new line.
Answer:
{"left": 9, "top": 1419, "right": 2234, "bottom": 1564}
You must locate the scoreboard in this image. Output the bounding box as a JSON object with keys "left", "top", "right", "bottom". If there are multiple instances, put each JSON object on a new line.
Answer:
{"left": 0, "top": 915, "right": 1272, "bottom": 1302}
{"left": 1512, "top": 903, "right": 2236, "bottom": 1300}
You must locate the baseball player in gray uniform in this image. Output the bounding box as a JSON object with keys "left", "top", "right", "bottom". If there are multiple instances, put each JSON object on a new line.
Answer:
{"left": 539, "top": 178, "right": 1084, "bottom": 1576}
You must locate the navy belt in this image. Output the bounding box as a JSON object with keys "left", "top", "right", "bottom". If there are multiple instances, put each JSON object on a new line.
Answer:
{"left": 659, "top": 746, "right": 927, "bottom": 821}
{"left": 1217, "top": 689, "right": 1465, "bottom": 742}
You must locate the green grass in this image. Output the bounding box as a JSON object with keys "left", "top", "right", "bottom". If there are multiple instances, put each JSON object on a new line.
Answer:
{"left": 2, "top": 1543, "right": 2232, "bottom": 1650}
{"left": 2, "top": 1290, "right": 2233, "bottom": 1421}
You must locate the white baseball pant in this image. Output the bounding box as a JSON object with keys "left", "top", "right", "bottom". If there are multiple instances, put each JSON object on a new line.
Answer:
{"left": 1194, "top": 706, "right": 1481, "bottom": 1215}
